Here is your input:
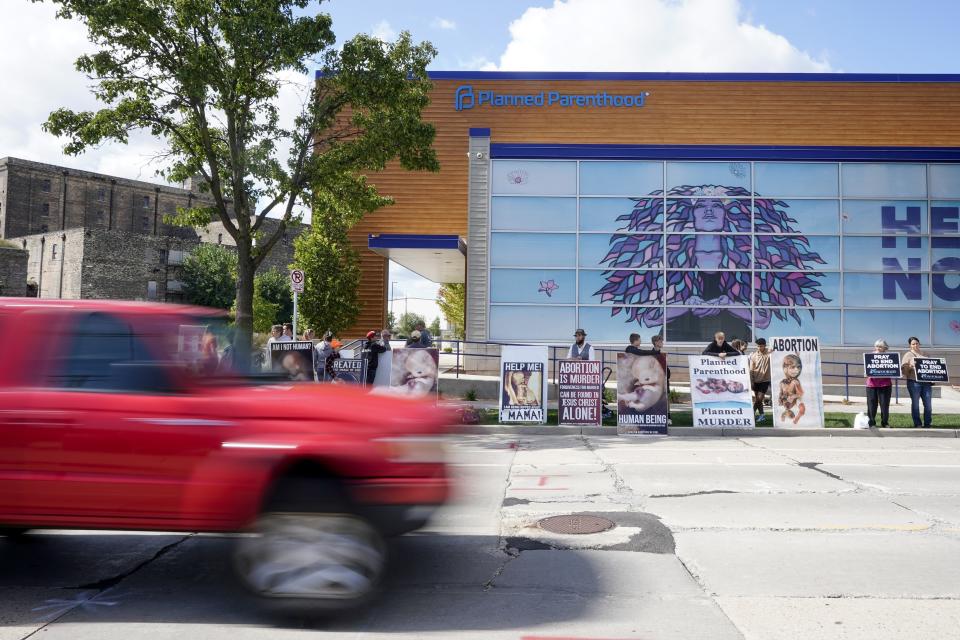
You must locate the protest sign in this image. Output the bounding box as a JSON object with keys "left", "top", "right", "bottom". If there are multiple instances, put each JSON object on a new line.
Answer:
{"left": 617, "top": 353, "right": 669, "bottom": 435}
{"left": 271, "top": 341, "right": 316, "bottom": 381}
{"left": 499, "top": 345, "right": 548, "bottom": 424}
{"left": 770, "top": 337, "right": 824, "bottom": 428}
{"left": 688, "top": 355, "right": 754, "bottom": 429}
{"left": 387, "top": 348, "right": 439, "bottom": 398}
{"left": 863, "top": 352, "right": 901, "bottom": 378}
{"left": 914, "top": 357, "right": 949, "bottom": 383}
{"left": 558, "top": 359, "right": 603, "bottom": 426}
{"left": 322, "top": 357, "right": 366, "bottom": 385}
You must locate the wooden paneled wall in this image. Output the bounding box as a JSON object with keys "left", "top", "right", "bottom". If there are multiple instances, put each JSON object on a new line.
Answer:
{"left": 345, "top": 78, "right": 960, "bottom": 337}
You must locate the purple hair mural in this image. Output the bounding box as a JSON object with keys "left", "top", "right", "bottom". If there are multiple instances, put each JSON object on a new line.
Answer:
{"left": 595, "top": 185, "right": 831, "bottom": 336}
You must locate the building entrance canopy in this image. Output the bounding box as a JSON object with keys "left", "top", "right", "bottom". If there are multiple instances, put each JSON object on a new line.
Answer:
{"left": 368, "top": 234, "right": 466, "bottom": 284}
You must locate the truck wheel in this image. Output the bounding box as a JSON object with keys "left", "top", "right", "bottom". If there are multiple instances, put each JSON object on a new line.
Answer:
{"left": 234, "top": 481, "right": 386, "bottom": 612}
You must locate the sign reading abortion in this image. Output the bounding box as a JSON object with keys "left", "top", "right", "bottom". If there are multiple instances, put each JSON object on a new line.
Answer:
{"left": 770, "top": 337, "right": 824, "bottom": 429}
{"left": 914, "top": 357, "right": 949, "bottom": 384}
{"left": 455, "top": 85, "right": 649, "bottom": 111}
{"left": 557, "top": 360, "right": 603, "bottom": 426}
{"left": 617, "top": 353, "right": 669, "bottom": 435}
{"left": 499, "top": 346, "right": 549, "bottom": 423}
{"left": 864, "top": 352, "right": 902, "bottom": 378}
{"left": 688, "top": 355, "right": 754, "bottom": 429}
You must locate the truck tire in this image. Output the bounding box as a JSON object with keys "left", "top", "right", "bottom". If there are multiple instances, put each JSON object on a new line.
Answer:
{"left": 233, "top": 478, "right": 386, "bottom": 614}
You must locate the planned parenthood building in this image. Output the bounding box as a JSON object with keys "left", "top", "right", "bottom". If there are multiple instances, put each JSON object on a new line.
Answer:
{"left": 355, "top": 72, "right": 960, "bottom": 353}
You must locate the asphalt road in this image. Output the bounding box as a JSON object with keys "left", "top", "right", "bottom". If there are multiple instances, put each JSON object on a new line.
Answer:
{"left": 3, "top": 434, "right": 960, "bottom": 639}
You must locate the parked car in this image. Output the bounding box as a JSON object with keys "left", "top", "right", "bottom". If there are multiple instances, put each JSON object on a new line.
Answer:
{"left": 0, "top": 299, "right": 450, "bottom": 612}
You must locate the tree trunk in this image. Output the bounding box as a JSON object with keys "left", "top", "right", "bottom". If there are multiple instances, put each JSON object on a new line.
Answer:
{"left": 234, "top": 239, "right": 256, "bottom": 372}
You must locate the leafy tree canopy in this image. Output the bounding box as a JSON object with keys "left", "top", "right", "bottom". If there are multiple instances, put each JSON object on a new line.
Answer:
{"left": 181, "top": 243, "right": 237, "bottom": 309}
{"left": 437, "top": 283, "right": 465, "bottom": 339}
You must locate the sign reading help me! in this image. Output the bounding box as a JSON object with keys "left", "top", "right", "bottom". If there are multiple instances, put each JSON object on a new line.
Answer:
{"left": 499, "top": 345, "right": 549, "bottom": 424}
{"left": 688, "top": 355, "right": 754, "bottom": 429}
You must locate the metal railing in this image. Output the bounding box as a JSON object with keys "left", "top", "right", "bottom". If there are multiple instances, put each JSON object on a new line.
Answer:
{"left": 436, "top": 338, "right": 907, "bottom": 403}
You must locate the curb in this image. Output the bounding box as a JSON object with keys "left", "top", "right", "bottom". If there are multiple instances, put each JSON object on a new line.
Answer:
{"left": 448, "top": 425, "right": 960, "bottom": 438}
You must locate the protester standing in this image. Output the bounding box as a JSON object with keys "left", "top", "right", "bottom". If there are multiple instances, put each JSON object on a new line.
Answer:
{"left": 866, "top": 339, "right": 893, "bottom": 428}
{"left": 415, "top": 321, "right": 434, "bottom": 348}
{"left": 264, "top": 324, "right": 284, "bottom": 370}
{"left": 380, "top": 329, "right": 393, "bottom": 351}
{"left": 651, "top": 334, "right": 672, "bottom": 425}
{"left": 748, "top": 338, "right": 772, "bottom": 423}
{"left": 406, "top": 330, "right": 426, "bottom": 348}
{"left": 625, "top": 333, "right": 653, "bottom": 357}
{"left": 280, "top": 323, "right": 294, "bottom": 341}
{"left": 702, "top": 331, "right": 737, "bottom": 358}
{"left": 901, "top": 336, "right": 933, "bottom": 428}
{"left": 731, "top": 339, "right": 747, "bottom": 356}
{"left": 567, "top": 329, "right": 593, "bottom": 360}
{"left": 315, "top": 331, "right": 337, "bottom": 380}
{"left": 361, "top": 330, "right": 388, "bottom": 386}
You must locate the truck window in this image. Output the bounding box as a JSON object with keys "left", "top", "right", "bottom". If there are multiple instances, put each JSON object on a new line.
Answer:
{"left": 46, "top": 312, "right": 173, "bottom": 393}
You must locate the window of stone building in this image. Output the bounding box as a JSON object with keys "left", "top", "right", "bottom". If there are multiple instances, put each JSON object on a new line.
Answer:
{"left": 158, "top": 248, "right": 168, "bottom": 264}
{"left": 147, "top": 281, "right": 158, "bottom": 300}
{"left": 166, "top": 280, "right": 183, "bottom": 292}
{"left": 40, "top": 224, "right": 49, "bottom": 233}
{"left": 51, "top": 244, "right": 58, "bottom": 260}
{"left": 97, "top": 187, "right": 106, "bottom": 201}
{"left": 142, "top": 195, "right": 150, "bottom": 208}
{"left": 217, "top": 233, "right": 222, "bottom": 244}
{"left": 41, "top": 202, "right": 50, "bottom": 216}
{"left": 168, "top": 249, "right": 184, "bottom": 265}
{"left": 41, "top": 178, "right": 51, "bottom": 192}
{"left": 141, "top": 215, "right": 151, "bottom": 231}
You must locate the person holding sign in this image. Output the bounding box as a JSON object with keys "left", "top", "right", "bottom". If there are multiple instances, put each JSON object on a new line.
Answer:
{"left": 901, "top": 337, "right": 933, "bottom": 428}
{"left": 702, "top": 331, "right": 737, "bottom": 358}
{"left": 865, "top": 339, "right": 893, "bottom": 428}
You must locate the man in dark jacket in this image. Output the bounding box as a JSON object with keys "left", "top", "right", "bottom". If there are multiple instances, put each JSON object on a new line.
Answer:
{"left": 625, "top": 333, "right": 654, "bottom": 357}
{"left": 362, "top": 330, "right": 388, "bottom": 386}
{"left": 702, "top": 331, "right": 737, "bottom": 358}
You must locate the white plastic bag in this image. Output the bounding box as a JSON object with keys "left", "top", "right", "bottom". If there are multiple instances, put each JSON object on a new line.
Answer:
{"left": 853, "top": 412, "right": 870, "bottom": 429}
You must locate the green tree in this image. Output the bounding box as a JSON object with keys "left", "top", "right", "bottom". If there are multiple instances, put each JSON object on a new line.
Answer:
{"left": 41, "top": 1, "right": 439, "bottom": 369}
{"left": 181, "top": 244, "right": 237, "bottom": 309}
{"left": 396, "top": 312, "right": 425, "bottom": 337}
{"left": 255, "top": 268, "right": 293, "bottom": 324}
{"left": 386, "top": 311, "right": 397, "bottom": 334}
{"left": 294, "top": 203, "right": 361, "bottom": 335}
{"left": 436, "top": 283, "right": 465, "bottom": 338}
{"left": 429, "top": 317, "right": 441, "bottom": 337}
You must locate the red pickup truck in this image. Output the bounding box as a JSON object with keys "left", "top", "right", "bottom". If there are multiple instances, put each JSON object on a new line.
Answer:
{"left": 0, "top": 299, "right": 449, "bottom": 612}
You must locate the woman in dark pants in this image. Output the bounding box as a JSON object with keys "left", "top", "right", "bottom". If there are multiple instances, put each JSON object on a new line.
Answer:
{"left": 865, "top": 339, "right": 892, "bottom": 427}
{"left": 901, "top": 336, "right": 933, "bottom": 428}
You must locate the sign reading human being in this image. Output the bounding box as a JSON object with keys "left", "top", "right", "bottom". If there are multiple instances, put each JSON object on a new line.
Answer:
{"left": 557, "top": 359, "right": 603, "bottom": 426}
{"left": 617, "top": 353, "right": 669, "bottom": 435}
{"left": 914, "top": 357, "right": 949, "bottom": 383}
{"left": 863, "top": 352, "right": 902, "bottom": 378}
{"left": 770, "top": 337, "right": 824, "bottom": 428}
{"left": 388, "top": 348, "right": 439, "bottom": 398}
{"left": 321, "top": 358, "right": 365, "bottom": 385}
{"left": 499, "top": 345, "right": 548, "bottom": 424}
{"left": 688, "top": 355, "right": 754, "bottom": 429}
{"left": 271, "top": 340, "right": 316, "bottom": 381}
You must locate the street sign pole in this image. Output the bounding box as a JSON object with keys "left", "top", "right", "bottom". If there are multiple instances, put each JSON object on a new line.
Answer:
{"left": 293, "top": 290, "right": 298, "bottom": 339}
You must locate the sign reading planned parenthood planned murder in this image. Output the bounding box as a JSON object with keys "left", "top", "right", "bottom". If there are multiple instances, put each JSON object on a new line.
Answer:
{"left": 770, "top": 337, "right": 824, "bottom": 429}
{"left": 557, "top": 359, "right": 602, "bottom": 426}
{"left": 688, "top": 355, "right": 754, "bottom": 429}
{"left": 914, "top": 357, "right": 949, "bottom": 383}
{"left": 499, "top": 345, "right": 548, "bottom": 424}
{"left": 617, "top": 353, "right": 669, "bottom": 435}
{"left": 864, "top": 352, "right": 902, "bottom": 378}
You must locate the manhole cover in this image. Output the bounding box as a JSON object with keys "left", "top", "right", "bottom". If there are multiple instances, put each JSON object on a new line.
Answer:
{"left": 537, "top": 514, "right": 616, "bottom": 535}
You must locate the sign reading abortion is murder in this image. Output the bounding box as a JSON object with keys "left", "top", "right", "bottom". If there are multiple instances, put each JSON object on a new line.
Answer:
{"left": 770, "top": 337, "right": 824, "bottom": 429}
{"left": 864, "top": 352, "right": 902, "bottom": 378}
{"left": 557, "top": 359, "right": 603, "bottom": 426}
{"left": 914, "top": 357, "right": 949, "bottom": 383}
{"left": 617, "top": 353, "right": 669, "bottom": 435}
{"left": 499, "top": 345, "right": 548, "bottom": 424}
{"left": 688, "top": 355, "right": 754, "bottom": 429}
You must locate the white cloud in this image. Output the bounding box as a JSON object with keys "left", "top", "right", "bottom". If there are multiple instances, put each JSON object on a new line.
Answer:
{"left": 370, "top": 19, "right": 397, "bottom": 42}
{"left": 488, "top": 0, "right": 831, "bottom": 72}
{"left": 431, "top": 17, "right": 457, "bottom": 31}
{"left": 0, "top": 2, "right": 171, "bottom": 184}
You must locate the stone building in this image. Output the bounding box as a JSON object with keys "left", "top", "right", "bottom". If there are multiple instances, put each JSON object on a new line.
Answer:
{"left": 0, "top": 157, "right": 301, "bottom": 301}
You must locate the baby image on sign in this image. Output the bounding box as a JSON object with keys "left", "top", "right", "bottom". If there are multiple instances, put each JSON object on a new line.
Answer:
{"left": 617, "top": 353, "right": 668, "bottom": 435}
{"left": 770, "top": 337, "right": 824, "bottom": 428}
{"left": 688, "top": 355, "right": 754, "bottom": 429}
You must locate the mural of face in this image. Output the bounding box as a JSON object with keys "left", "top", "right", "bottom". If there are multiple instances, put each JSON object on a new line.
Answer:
{"left": 692, "top": 198, "right": 726, "bottom": 232}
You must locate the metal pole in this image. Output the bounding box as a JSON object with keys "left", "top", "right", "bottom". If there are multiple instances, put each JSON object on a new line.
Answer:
{"left": 293, "top": 290, "right": 298, "bottom": 339}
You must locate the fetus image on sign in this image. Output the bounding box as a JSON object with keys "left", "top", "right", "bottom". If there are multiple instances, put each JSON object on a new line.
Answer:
{"left": 695, "top": 377, "right": 746, "bottom": 395}
{"left": 390, "top": 349, "right": 439, "bottom": 398}
{"left": 778, "top": 354, "right": 806, "bottom": 424}
{"left": 618, "top": 354, "right": 666, "bottom": 411}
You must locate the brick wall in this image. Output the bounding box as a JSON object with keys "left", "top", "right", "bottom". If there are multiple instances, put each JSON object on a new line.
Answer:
{"left": 0, "top": 245, "right": 27, "bottom": 296}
